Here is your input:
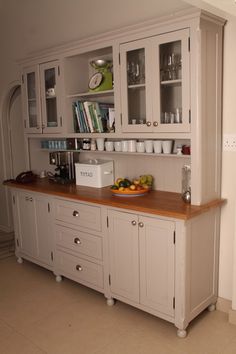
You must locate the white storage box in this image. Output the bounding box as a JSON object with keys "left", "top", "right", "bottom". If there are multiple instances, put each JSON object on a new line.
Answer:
{"left": 75, "top": 159, "right": 114, "bottom": 188}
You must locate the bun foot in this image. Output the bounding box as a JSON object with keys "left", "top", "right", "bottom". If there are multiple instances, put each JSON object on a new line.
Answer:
{"left": 106, "top": 298, "right": 115, "bottom": 306}
{"left": 177, "top": 329, "right": 187, "bottom": 338}
{"left": 208, "top": 304, "right": 216, "bottom": 312}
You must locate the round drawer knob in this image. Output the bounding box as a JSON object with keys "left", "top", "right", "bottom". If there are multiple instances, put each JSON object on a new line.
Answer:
{"left": 73, "top": 210, "right": 79, "bottom": 217}
{"left": 138, "top": 222, "right": 144, "bottom": 228}
{"left": 76, "top": 265, "right": 83, "bottom": 271}
{"left": 74, "top": 237, "right": 81, "bottom": 245}
{"left": 153, "top": 121, "right": 158, "bottom": 127}
{"left": 131, "top": 220, "right": 137, "bottom": 226}
{"left": 146, "top": 121, "right": 151, "bottom": 127}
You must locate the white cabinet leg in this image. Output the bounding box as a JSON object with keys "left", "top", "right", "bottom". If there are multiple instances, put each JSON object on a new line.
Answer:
{"left": 17, "top": 257, "right": 23, "bottom": 264}
{"left": 177, "top": 329, "right": 187, "bottom": 338}
{"left": 208, "top": 303, "right": 216, "bottom": 312}
{"left": 106, "top": 297, "right": 115, "bottom": 306}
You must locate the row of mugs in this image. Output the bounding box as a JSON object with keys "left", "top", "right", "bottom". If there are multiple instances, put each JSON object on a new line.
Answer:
{"left": 96, "top": 138, "right": 173, "bottom": 154}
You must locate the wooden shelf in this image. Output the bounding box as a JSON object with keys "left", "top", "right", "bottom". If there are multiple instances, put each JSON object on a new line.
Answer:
{"left": 67, "top": 89, "right": 114, "bottom": 99}
{"left": 161, "top": 79, "right": 181, "bottom": 86}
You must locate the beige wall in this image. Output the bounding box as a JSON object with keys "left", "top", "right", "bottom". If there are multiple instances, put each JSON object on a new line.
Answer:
{"left": 0, "top": 0, "right": 235, "bottom": 301}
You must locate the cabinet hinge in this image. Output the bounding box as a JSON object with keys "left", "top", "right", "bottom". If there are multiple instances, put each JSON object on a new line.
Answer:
{"left": 48, "top": 203, "right": 50, "bottom": 213}
{"left": 173, "top": 297, "right": 175, "bottom": 309}
{"left": 16, "top": 239, "right": 19, "bottom": 247}
{"left": 120, "top": 113, "right": 122, "bottom": 125}
{"left": 107, "top": 216, "right": 109, "bottom": 228}
{"left": 22, "top": 74, "right": 24, "bottom": 84}
{"left": 189, "top": 109, "right": 191, "bottom": 124}
{"left": 12, "top": 195, "right": 15, "bottom": 205}
{"left": 51, "top": 251, "right": 54, "bottom": 261}
{"left": 109, "top": 274, "right": 111, "bottom": 286}
{"left": 188, "top": 37, "right": 190, "bottom": 52}
{"left": 60, "top": 116, "right": 62, "bottom": 127}
{"left": 173, "top": 231, "right": 176, "bottom": 244}
{"left": 119, "top": 53, "right": 121, "bottom": 65}
{"left": 24, "top": 120, "right": 26, "bottom": 129}
{"left": 58, "top": 66, "right": 60, "bottom": 76}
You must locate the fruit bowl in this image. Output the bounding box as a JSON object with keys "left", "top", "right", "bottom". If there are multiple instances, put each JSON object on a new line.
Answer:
{"left": 111, "top": 188, "right": 149, "bottom": 197}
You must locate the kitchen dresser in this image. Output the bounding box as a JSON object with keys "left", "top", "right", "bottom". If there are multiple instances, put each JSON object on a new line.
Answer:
{"left": 6, "top": 8, "right": 226, "bottom": 338}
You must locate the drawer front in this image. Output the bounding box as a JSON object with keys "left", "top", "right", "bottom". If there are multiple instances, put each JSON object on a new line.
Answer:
{"left": 56, "top": 250, "right": 103, "bottom": 289}
{"left": 55, "top": 199, "right": 101, "bottom": 231}
{"left": 55, "top": 224, "right": 103, "bottom": 260}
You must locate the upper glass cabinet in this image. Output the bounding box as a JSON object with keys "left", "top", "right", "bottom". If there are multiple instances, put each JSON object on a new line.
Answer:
{"left": 22, "top": 60, "right": 62, "bottom": 134}
{"left": 120, "top": 29, "right": 190, "bottom": 133}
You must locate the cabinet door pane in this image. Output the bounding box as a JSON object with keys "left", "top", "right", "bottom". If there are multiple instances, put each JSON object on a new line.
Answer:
{"left": 127, "top": 48, "right": 146, "bottom": 126}
{"left": 26, "top": 72, "right": 38, "bottom": 128}
{"left": 154, "top": 29, "right": 190, "bottom": 132}
{"left": 44, "top": 67, "right": 58, "bottom": 128}
{"left": 159, "top": 40, "right": 182, "bottom": 125}
{"left": 120, "top": 40, "right": 152, "bottom": 133}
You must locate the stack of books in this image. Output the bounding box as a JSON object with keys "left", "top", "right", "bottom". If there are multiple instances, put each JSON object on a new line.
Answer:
{"left": 72, "top": 101, "right": 115, "bottom": 133}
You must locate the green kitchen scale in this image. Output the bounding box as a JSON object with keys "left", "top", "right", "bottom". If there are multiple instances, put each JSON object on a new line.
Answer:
{"left": 88, "top": 59, "right": 113, "bottom": 92}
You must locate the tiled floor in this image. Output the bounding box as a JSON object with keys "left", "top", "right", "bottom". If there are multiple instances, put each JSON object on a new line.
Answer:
{"left": 1, "top": 256, "right": 236, "bottom": 354}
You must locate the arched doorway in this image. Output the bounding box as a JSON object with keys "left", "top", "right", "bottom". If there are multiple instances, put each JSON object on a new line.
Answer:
{"left": 0, "top": 82, "right": 26, "bottom": 232}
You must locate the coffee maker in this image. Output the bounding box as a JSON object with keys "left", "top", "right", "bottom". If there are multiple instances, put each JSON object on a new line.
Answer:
{"left": 49, "top": 151, "right": 79, "bottom": 183}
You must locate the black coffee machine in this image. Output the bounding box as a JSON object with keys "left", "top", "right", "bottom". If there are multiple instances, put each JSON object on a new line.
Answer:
{"left": 49, "top": 151, "right": 79, "bottom": 183}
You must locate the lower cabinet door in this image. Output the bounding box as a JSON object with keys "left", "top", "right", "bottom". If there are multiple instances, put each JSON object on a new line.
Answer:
{"left": 56, "top": 250, "right": 104, "bottom": 289}
{"left": 108, "top": 209, "right": 139, "bottom": 303}
{"left": 139, "top": 216, "right": 175, "bottom": 316}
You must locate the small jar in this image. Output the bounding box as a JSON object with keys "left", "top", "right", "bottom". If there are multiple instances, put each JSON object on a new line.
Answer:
{"left": 90, "top": 139, "right": 96, "bottom": 151}
{"left": 82, "top": 139, "right": 91, "bottom": 150}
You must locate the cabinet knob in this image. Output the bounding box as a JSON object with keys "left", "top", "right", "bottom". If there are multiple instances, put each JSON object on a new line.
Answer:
{"left": 131, "top": 220, "right": 137, "bottom": 226}
{"left": 73, "top": 210, "right": 79, "bottom": 217}
{"left": 153, "top": 121, "right": 158, "bottom": 127}
{"left": 74, "top": 237, "right": 81, "bottom": 245}
{"left": 76, "top": 265, "right": 83, "bottom": 271}
{"left": 138, "top": 222, "right": 144, "bottom": 228}
{"left": 146, "top": 121, "right": 152, "bottom": 127}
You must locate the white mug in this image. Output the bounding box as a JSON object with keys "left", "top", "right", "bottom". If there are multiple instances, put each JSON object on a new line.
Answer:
{"left": 153, "top": 140, "right": 162, "bottom": 154}
{"left": 121, "top": 140, "right": 128, "bottom": 152}
{"left": 96, "top": 138, "right": 105, "bottom": 151}
{"left": 136, "top": 141, "right": 145, "bottom": 153}
{"left": 105, "top": 141, "right": 114, "bottom": 152}
{"left": 145, "top": 140, "right": 153, "bottom": 153}
{"left": 162, "top": 140, "right": 173, "bottom": 154}
{"left": 128, "top": 140, "right": 137, "bottom": 152}
{"left": 114, "top": 141, "right": 122, "bottom": 152}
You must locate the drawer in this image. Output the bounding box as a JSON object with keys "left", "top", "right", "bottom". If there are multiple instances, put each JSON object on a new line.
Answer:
{"left": 55, "top": 199, "right": 101, "bottom": 231}
{"left": 55, "top": 250, "right": 103, "bottom": 289}
{"left": 55, "top": 224, "right": 102, "bottom": 260}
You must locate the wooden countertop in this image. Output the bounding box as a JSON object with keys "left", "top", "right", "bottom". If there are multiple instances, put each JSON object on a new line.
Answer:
{"left": 4, "top": 179, "right": 226, "bottom": 220}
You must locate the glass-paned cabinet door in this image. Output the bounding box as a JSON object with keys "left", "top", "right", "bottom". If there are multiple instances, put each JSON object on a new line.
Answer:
{"left": 152, "top": 29, "right": 190, "bottom": 132}
{"left": 120, "top": 39, "right": 153, "bottom": 132}
{"left": 22, "top": 66, "right": 41, "bottom": 133}
{"left": 39, "top": 60, "right": 62, "bottom": 133}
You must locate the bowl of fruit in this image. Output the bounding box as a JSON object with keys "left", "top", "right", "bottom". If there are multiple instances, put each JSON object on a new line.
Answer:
{"left": 110, "top": 175, "right": 154, "bottom": 197}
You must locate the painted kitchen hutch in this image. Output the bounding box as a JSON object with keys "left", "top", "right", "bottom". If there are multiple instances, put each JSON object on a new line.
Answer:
{"left": 6, "top": 8, "right": 226, "bottom": 337}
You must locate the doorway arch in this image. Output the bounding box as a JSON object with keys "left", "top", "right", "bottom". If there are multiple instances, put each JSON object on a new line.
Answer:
{"left": 0, "top": 81, "right": 26, "bottom": 231}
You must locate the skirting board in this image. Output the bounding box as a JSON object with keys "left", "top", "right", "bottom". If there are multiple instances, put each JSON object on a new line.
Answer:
{"left": 217, "top": 297, "right": 236, "bottom": 325}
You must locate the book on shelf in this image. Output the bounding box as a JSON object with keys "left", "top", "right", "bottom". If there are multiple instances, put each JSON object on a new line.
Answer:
{"left": 72, "top": 100, "right": 115, "bottom": 133}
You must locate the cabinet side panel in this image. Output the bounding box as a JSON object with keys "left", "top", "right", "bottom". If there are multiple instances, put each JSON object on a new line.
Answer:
{"left": 192, "top": 20, "right": 223, "bottom": 205}
{"left": 188, "top": 209, "right": 218, "bottom": 316}
{"left": 201, "top": 21, "right": 222, "bottom": 203}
